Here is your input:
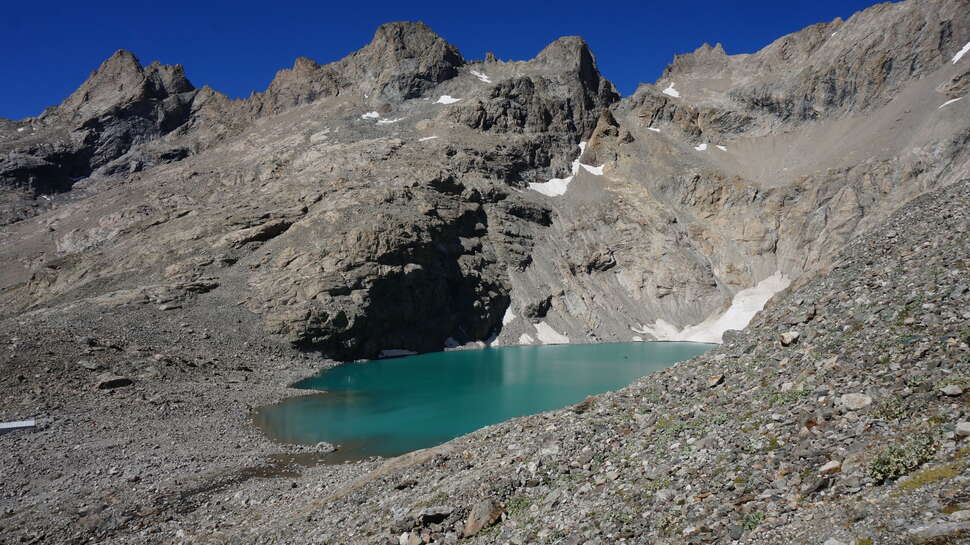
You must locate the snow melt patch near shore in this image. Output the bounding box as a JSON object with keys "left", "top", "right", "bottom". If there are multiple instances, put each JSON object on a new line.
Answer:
{"left": 939, "top": 97, "right": 963, "bottom": 109}
{"left": 694, "top": 143, "right": 708, "bottom": 151}
{"left": 502, "top": 306, "right": 516, "bottom": 326}
{"left": 633, "top": 271, "right": 790, "bottom": 344}
{"left": 361, "top": 111, "right": 380, "bottom": 119}
{"left": 535, "top": 322, "right": 569, "bottom": 344}
{"left": 953, "top": 41, "right": 970, "bottom": 63}
{"left": 662, "top": 83, "right": 680, "bottom": 98}
{"left": 435, "top": 95, "right": 461, "bottom": 104}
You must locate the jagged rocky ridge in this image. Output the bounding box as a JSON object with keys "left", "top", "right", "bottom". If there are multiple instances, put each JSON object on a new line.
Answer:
{"left": 3, "top": 2, "right": 970, "bottom": 359}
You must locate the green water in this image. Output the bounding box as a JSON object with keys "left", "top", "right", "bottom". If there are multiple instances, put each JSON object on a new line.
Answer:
{"left": 253, "top": 342, "right": 711, "bottom": 461}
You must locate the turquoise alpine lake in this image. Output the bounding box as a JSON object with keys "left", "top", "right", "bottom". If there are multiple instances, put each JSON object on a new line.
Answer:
{"left": 253, "top": 342, "right": 712, "bottom": 462}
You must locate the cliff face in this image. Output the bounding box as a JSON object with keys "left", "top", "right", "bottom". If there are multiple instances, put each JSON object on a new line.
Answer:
{"left": 1, "top": 1, "right": 969, "bottom": 360}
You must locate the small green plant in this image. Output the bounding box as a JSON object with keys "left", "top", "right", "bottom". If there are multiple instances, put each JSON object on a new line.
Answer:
{"left": 742, "top": 511, "right": 764, "bottom": 531}
{"left": 868, "top": 433, "right": 937, "bottom": 482}
{"left": 506, "top": 495, "right": 533, "bottom": 516}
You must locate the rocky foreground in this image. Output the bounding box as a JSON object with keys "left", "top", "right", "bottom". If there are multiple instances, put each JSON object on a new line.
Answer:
{"left": 5, "top": 171, "right": 962, "bottom": 545}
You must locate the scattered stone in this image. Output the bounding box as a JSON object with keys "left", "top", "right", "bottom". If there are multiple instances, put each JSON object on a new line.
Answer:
{"left": 819, "top": 460, "right": 842, "bottom": 475}
{"left": 95, "top": 374, "right": 133, "bottom": 390}
{"left": 956, "top": 422, "right": 970, "bottom": 437}
{"left": 462, "top": 500, "right": 502, "bottom": 537}
{"left": 822, "top": 539, "right": 847, "bottom": 545}
{"left": 839, "top": 393, "right": 872, "bottom": 410}
{"left": 941, "top": 384, "right": 963, "bottom": 396}
{"left": 417, "top": 505, "right": 453, "bottom": 525}
{"left": 949, "top": 510, "right": 970, "bottom": 522}
{"left": 78, "top": 360, "right": 101, "bottom": 371}
{"left": 780, "top": 331, "right": 800, "bottom": 346}
{"left": 707, "top": 374, "right": 724, "bottom": 388}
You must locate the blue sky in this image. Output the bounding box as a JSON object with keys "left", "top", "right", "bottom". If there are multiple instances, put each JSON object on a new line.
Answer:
{"left": 1, "top": 0, "right": 887, "bottom": 120}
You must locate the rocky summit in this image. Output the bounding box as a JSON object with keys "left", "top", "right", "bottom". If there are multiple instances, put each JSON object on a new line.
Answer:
{"left": 1, "top": 0, "right": 969, "bottom": 543}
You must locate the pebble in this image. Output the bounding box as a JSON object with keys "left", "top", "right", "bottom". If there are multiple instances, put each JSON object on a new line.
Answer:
{"left": 956, "top": 422, "right": 970, "bottom": 437}
{"left": 940, "top": 384, "right": 963, "bottom": 396}
{"left": 819, "top": 460, "right": 842, "bottom": 475}
{"left": 839, "top": 393, "right": 873, "bottom": 410}
{"left": 780, "top": 331, "right": 800, "bottom": 346}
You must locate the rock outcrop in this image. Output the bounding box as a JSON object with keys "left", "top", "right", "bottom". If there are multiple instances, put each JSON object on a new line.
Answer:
{"left": 1, "top": 2, "right": 969, "bottom": 359}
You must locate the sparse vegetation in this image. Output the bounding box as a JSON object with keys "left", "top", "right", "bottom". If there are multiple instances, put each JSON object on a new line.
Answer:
{"left": 868, "top": 433, "right": 937, "bottom": 482}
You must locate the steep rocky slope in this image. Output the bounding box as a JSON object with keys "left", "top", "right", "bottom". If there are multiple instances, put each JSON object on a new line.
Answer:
{"left": 3, "top": 0, "right": 969, "bottom": 358}
{"left": 207, "top": 174, "right": 968, "bottom": 545}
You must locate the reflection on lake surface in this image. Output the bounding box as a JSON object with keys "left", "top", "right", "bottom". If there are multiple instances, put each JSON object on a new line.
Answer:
{"left": 253, "top": 341, "right": 712, "bottom": 461}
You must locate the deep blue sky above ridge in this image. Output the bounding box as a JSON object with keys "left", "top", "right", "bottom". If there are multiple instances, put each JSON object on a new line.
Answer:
{"left": 2, "top": 0, "right": 889, "bottom": 120}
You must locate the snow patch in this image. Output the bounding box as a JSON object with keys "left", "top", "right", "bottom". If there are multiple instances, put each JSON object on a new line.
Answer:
{"left": 662, "top": 83, "right": 680, "bottom": 98}
{"left": 470, "top": 70, "right": 492, "bottom": 83}
{"left": 580, "top": 163, "right": 604, "bottom": 175}
{"left": 939, "top": 97, "right": 963, "bottom": 109}
{"left": 17, "top": 127, "right": 25, "bottom": 133}
{"left": 633, "top": 271, "right": 790, "bottom": 344}
{"left": 529, "top": 142, "right": 596, "bottom": 197}
{"left": 377, "top": 117, "right": 404, "bottom": 125}
{"left": 647, "top": 127, "right": 661, "bottom": 133}
{"left": 632, "top": 336, "right": 644, "bottom": 342}
{"left": 444, "top": 337, "right": 461, "bottom": 348}
{"left": 953, "top": 41, "right": 970, "bottom": 63}
{"left": 378, "top": 348, "right": 417, "bottom": 358}
{"left": 418, "top": 136, "right": 439, "bottom": 142}
{"left": 361, "top": 111, "right": 380, "bottom": 119}
{"left": 716, "top": 145, "right": 727, "bottom": 151}
{"left": 694, "top": 143, "right": 708, "bottom": 151}
{"left": 518, "top": 333, "right": 535, "bottom": 345}
{"left": 535, "top": 322, "right": 570, "bottom": 345}
{"left": 502, "top": 306, "right": 516, "bottom": 326}
{"left": 435, "top": 95, "right": 461, "bottom": 104}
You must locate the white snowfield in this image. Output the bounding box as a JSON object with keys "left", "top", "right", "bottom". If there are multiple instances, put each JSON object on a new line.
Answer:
{"left": 502, "top": 305, "right": 516, "bottom": 326}
{"left": 939, "top": 97, "right": 963, "bottom": 109}
{"left": 418, "top": 135, "right": 439, "bottom": 142}
{"left": 435, "top": 95, "right": 461, "bottom": 104}
{"left": 633, "top": 271, "right": 790, "bottom": 344}
{"left": 716, "top": 145, "right": 727, "bottom": 151}
{"left": 518, "top": 333, "right": 535, "bottom": 345}
{"left": 952, "top": 41, "right": 970, "bottom": 63}
{"left": 647, "top": 127, "right": 661, "bottom": 132}
{"left": 376, "top": 117, "right": 404, "bottom": 125}
{"left": 444, "top": 337, "right": 461, "bottom": 348}
{"left": 694, "top": 143, "right": 708, "bottom": 151}
{"left": 528, "top": 142, "right": 604, "bottom": 196}
{"left": 360, "top": 111, "right": 380, "bottom": 119}
{"left": 662, "top": 83, "right": 681, "bottom": 98}
{"left": 470, "top": 70, "right": 492, "bottom": 83}
{"left": 535, "top": 322, "right": 570, "bottom": 344}
{"left": 378, "top": 348, "right": 418, "bottom": 358}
